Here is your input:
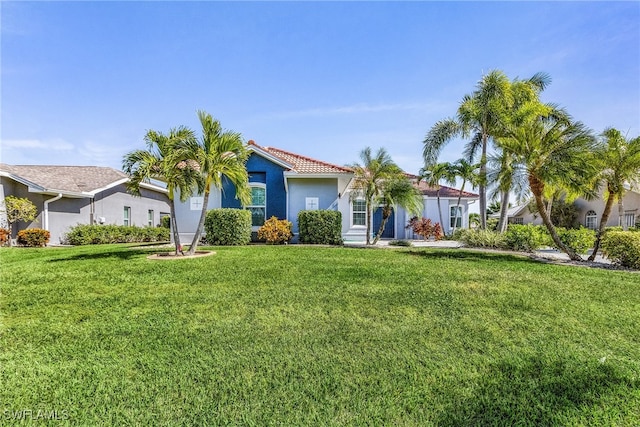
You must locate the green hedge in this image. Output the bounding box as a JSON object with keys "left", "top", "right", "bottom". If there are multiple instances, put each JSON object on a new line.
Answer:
{"left": 298, "top": 210, "right": 343, "bottom": 245}
{"left": 204, "top": 209, "right": 251, "bottom": 246}
{"left": 64, "top": 224, "right": 170, "bottom": 245}
{"left": 601, "top": 231, "right": 640, "bottom": 269}
{"left": 455, "top": 229, "right": 506, "bottom": 249}
{"left": 554, "top": 227, "right": 596, "bottom": 254}
{"left": 503, "top": 224, "right": 549, "bottom": 252}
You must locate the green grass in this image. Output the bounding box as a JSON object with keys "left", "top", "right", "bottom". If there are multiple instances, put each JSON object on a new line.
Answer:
{"left": 1, "top": 244, "right": 639, "bottom": 426}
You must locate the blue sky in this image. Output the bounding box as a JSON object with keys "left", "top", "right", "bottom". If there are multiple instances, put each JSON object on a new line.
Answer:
{"left": 2, "top": 1, "right": 639, "bottom": 177}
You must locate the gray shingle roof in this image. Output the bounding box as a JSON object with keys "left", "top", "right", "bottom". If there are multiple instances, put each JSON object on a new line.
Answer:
{"left": 0, "top": 164, "right": 128, "bottom": 194}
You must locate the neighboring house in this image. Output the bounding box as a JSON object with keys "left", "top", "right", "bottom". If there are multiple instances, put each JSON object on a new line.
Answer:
{"left": 0, "top": 164, "right": 171, "bottom": 244}
{"left": 175, "top": 142, "right": 479, "bottom": 242}
{"left": 502, "top": 188, "right": 640, "bottom": 230}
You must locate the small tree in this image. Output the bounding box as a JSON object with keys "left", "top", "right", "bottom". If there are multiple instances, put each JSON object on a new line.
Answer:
{"left": 1, "top": 196, "right": 37, "bottom": 247}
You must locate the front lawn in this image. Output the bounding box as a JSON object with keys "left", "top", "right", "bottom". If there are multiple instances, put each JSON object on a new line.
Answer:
{"left": 1, "top": 245, "right": 638, "bottom": 425}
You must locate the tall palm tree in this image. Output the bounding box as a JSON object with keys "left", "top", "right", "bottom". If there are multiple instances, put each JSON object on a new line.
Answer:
{"left": 423, "top": 70, "right": 550, "bottom": 229}
{"left": 450, "top": 158, "right": 478, "bottom": 235}
{"left": 588, "top": 128, "right": 640, "bottom": 261}
{"left": 372, "top": 176, "right": 423, "bottom": 244}
{"left": 187, "top": 111, "right": 251, "bottom": 255}
{"left": 123, "top": 127, "right": 202, "bottom": 255}
{"left": 501, "top": 108, "right": 598, "bottom": 261}
{"left": 349, "top": 147, "right": 403, "bottom": 245}
{"left": 421, "top": 162, "right": 455, "bottom": 230}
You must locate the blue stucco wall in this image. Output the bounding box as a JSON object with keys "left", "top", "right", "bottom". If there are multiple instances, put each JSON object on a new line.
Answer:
{"left": 221, "top": 153, "right": 287, "bottom": 221}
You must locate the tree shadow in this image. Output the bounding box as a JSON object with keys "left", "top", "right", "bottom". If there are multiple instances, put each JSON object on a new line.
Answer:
{"left": 436, "top": 355, "right": 633, "bottom": 426}
{"left": 46, "top": 247, "right": 160, "bottom": 263}
{"left": 405, "top": 249, "right": 537, "bottom": 266}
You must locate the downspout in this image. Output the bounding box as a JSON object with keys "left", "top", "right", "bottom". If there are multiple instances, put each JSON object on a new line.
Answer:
{"left": 44, "top": 193, "right": 63, "bottom": 231}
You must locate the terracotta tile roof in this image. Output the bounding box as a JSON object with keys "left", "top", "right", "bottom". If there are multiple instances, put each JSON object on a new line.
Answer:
{"left": 414, "top": 180, "right": 479, "bottom": 198}
{"left": 0, "top": 163, "right": 128, "bottom": 194}
{"left": 248, "top": 141, "right": 353, "bottom": 175}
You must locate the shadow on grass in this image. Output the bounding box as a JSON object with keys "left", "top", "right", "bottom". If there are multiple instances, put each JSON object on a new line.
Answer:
{"left": 405, "top": 248, "right": 537, "bottom": 265}
{"left": 46, "top": 247, "right": 160, "bottom": 262}
{"left": 437, "top": 355, "right": 633, "bottom": 426}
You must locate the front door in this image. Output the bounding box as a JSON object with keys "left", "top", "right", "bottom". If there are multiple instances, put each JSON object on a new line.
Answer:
{"left": 372, "top": 207, "right": 395, "bottom": 239}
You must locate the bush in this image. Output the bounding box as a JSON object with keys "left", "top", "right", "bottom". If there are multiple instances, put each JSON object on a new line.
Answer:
{"left": 457, "top": 229, "right": 506, "bottom": 249}
{"left": 0, "top": 228, "right": 9, "bottom": 246}
{"left": 204, "top": 209, "right": 251, "bottom": 246}
{"left": 601, "top": 231, "right": 640, "bottom": 269}
{"left": 298, "top": 210, "right": 343, "bottom": 245}
{"left": 258, "top": 216, "right": 293, "bottom": 244}
{"left": 388, "top": 239, "right": 412, "bottom": 247}
{"left": 503, "top": 224, "right": 548, "bottom": 252}
{"left": 407, "top": 217, "right": 443, "bottom": 241}
{"left": 64, "top": 224, "right": 169, "bottom": 245}
{"left": 554, "top": 227, "right": 595, "bottom": 254}
{"left": 161, "top": 215, "right": 171, "bottom": 229}
{"left": 17, "top": 228, "right": 50, "bottom": 247}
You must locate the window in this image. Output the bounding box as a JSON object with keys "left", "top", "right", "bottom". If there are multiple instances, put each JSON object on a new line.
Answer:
{"left": 305, "top": 197, "right": 319, "bottom": 211}
{"left": 625, "top": 212, "right": 636, "bottom": 228}
{"left": 148, "top": 210, "right": 154, "bottom": 227}
{"left": 247, "top": 185, "right": 266, "bottom": 227}
{"left": 190, "top": 197, "right": 204, "bottom": 211}
{"left": 352, "top": 199, "right": 366, "bottom": 226}
{"left": 585, "top": 210, "right": 597, "bottom": 230}
{"left": 450, "top": 206, "right": 462, "bottom": 228}
{"left": 511, "top": 217, "right": 524, "bottom": 225}
{"left": 124, "top": 206, "right": 131, "bottom": 226}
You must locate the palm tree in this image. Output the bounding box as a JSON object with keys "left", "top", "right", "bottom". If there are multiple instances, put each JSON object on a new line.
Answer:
{"left": 588, "top": 128, "right": 640, "bottom": 261}
{"left": 123, "top": 127, "right": 202, "bottom": 255}
{"left": 450, "top": 158, "right": 478, "bottom": 235}
{"left": 501, "top": 108, "right": 599, "bottom": 261}
{"left": 186, "top": 111, "right": 251, "bottom": 255}
{"left": 423, "top": 70, "right": 550, "bottom": 229}
{"left": 372, "top": 176, "right": 423, "bottom": 244}
{"left": 420, "top": 162, "right": 455, "bottom": 230}
{"left": 349, "top": 147, "right": 403, "bottom": 245}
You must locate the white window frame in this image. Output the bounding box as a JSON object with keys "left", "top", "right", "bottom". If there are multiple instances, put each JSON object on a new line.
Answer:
{"left": 624, "top": 211, "right": 636, "bottom": 228}
{"left": 247, "top": 184, "right": 267, "bottom": 230}
{"left": 351, "top": 199, "right": 367, "bottom": 227}
{"left": 585, "top": 210, "right": 597, "bottom": 230}
{"left": 450, "top": 205, "right": 462, "bottom": 229}
{"left": 124, "top": 206, "right": 131, "bottom": 226}
{"left": 148, "top": 210, "right": 154, "bottom": 227}
{"left": 305, "top": 197, "right": 319, "bottom": 211}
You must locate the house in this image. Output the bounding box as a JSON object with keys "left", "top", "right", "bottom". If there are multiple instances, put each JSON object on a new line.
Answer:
{"left": 503, "top": 188, "right": 640, "bottom": 229}
{"left": 175, "top": 142, "right": 479, "bottom": 242}
{"left": 0, "top": 164, "right": 171, "bottom": 244}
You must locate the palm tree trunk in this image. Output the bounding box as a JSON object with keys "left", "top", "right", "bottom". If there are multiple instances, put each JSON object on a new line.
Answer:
{"left": 619, "top": 198, "right": 626, "bottom": 230}
{"left": 588, "top": 189, "right": 616, "bottom": 261}
{"left": 479, "top": 134, "right": 488, "bottom": 229}
{"left": 436, "top": 190, "right": 444, "bottom": 231}
{"left": 373, "top": 207, "right": 392, "bottom": 244}
{"left": 366, "top": 202, "right": 372, "bottom": 245}
{"left": 497, "top": 190, "right": 510, "bottom": 233}
{"left": 187, "top": 185, "right": 210, "bottom": 255}
{"left": 169, "top": 199, "right": 183, "bottom": 256}
{"left": 452, "top": 181, "right": 466, "bottom": 235}
{"left": 530, "top": 175, "right": 582, "bottom": 261}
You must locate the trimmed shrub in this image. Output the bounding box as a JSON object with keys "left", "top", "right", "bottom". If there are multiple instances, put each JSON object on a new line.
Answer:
{"left": 503, "top": 224, "right": 548, "bottom": 252}
{"left": 0, "top": 228, "right": 9, "bottom": 246}
{"left": 204, "top": 208, "right": 251, "bottom": 246}
{"left": 298, "top": 210, "right": 343, "bottom": 245}
{"left": 601, "top": 231, "right": 640, "bottom": 269}
{"left": 554, "top": 227, "right": 595, "bottom": 254}
{"left": 457, "top": 229, "right": 506, "bottom": 249}
{"left": 17, "top": 228, "right": 50, "bottom": 247}
{"left": 160, "top": 215, "right": 171, "bottom": 229}
{"left": 64, "top": 224, "right": 169, "bottom": 245}
{"left": 258, "top": 216, "right": 293, "bottom": 244}
{"left": 388, "top": 239, "right": 412, "bottom": 247}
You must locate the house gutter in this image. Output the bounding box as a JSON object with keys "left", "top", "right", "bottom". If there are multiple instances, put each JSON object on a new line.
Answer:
{"left": 43, "top": 193, "right": 63, "bottom": 231}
